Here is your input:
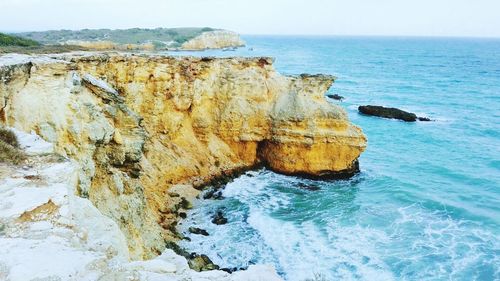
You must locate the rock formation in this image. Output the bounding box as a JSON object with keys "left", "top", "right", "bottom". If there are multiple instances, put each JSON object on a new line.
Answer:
{"left": 0, "top": 53, "right": 366, "bottom": 261}
{"left": 181, "top": 30, "right": 245, "bottom": 50}
{"left": 0, "top": 129, "right": 282, "bottom": 280}
{"left": 358, "top": 105, "right": 431, "bottom": 122}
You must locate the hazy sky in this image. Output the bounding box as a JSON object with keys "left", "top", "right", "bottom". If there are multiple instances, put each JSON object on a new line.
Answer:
{"left": 1, "top": 0, "right": 499, "bottom": 37}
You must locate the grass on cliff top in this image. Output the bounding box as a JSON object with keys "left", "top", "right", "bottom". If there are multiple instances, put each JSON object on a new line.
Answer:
{"left": 0, "top": 32, "right": 89, "bottom": 54}
{"left": 0, "top": 32, "right": 40, "bottom": 47}
{"left": 14, "top": 27, "right": 217, "bottom": 49}
{"left": 0, "top": 44, "right": 89, "bottom": 54}
{"left": 0, "top": 126, "right": 26, "bottom": 165}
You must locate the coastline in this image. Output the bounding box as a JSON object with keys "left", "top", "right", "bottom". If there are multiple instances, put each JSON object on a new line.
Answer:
{"left": 0, "top": 51, "right": 365, "bottom": 280}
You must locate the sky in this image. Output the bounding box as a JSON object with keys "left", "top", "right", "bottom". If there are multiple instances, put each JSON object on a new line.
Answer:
{"left": 1, "top": 0, "right": 499, "bottom": 37}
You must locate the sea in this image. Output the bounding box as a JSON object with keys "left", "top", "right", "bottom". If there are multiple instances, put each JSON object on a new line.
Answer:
{"left": 168, "top": 36, "right": 500, "bottom": 281}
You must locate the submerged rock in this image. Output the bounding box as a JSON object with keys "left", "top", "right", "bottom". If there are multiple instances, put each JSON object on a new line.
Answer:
{"left": 188, "top": 227, "right": 209, "bottom": 236}
{"left": 418, "top": 116, "right": 432, "bottom": 122}
{"left": 212, "top": 210, "right": 228, "bottom": 225}
{"left": 297, "top": 182, "right": 321, "bottom": 191}
{"left": 359, "top": 105, "right": 419, "bottom": 122}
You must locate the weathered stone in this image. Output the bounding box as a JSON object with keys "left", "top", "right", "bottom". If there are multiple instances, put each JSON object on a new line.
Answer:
{"left": 188, "top": 254, "right": 219, "bottom": 272}
{"left": 181, "top": 30, "right": 245, "bottom": 50}
{"left": 188, "top": 227, "right": 209, "bottom": 236}
{"left": 212, "top": 210, "right": 228, "bottom": 225}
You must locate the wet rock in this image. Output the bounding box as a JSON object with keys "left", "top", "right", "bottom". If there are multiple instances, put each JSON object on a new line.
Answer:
{"left": 178, "top": 212, "right": 187, "bottom": 219}
{"left": 418, "top": 116, "right": 432, "bottom": 122}
{"left": 211, "top": 210, "right": 228, "bottom": 225}
{"left": 297, "top": 182, "right": 320, "bottom": 191}
{"left": 188, "top": 254, "right": 220, "bottom": 272}
{"left": 164, "top": 241, "right": 190, "bottom": 259}
{"left": 358, "top": 105, "right": 417, "bottom": 122}
{"left": 188, "top": 227, "right": 209, "bottom": 236}
{"left": 220, "top": 266, "right": 248, "bottom": 273}
{"left": 179, "top": 197, "right": 193, "bottom": 210}
{"left": 202, "top": 187, "right": 216, "bottom": 199}
{"left": 326, "top": 93, "right": 344, "bottom": 101}
{"left": 202, "top": 186, "right": 225, "bottom": 200}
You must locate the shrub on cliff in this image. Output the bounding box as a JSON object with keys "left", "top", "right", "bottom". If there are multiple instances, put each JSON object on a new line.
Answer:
{"left": 0, "top": 32, "right": 40, "bottom": 47}
{"left": 0, "top": 127, "right": 20, "bottom": 147}
{"left": 0, "top": 127, "right": 26, "bottom": 164}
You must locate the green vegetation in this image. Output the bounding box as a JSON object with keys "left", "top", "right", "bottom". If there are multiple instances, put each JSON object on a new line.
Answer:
{"left": 0, "top": 44, "right": 88, "bottom": 54}
{"left": 0, "top": 126, "right": 26, "bottom": 164}
{"left": 0, "top": 32, "right": 88, "bottom": 54}
{"left": 0, "top": 127, "right": 19, "bottom": 147}
{"left": 16, "top": 27, "right": 219, "bottom": 49}
{"left": 0, "top": 32, "right": 40, "bottom": 47}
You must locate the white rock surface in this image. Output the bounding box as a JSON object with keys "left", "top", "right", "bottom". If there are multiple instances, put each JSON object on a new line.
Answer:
{"left": 0, "top": 129, "right": 283, "bottom": 281}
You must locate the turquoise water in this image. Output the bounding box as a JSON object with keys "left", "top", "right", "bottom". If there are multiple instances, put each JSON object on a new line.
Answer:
{"left": 174, "top": 36, "right": 500, "bottom": 281}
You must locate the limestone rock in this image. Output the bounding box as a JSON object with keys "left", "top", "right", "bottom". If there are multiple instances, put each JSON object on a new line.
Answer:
{"left": 0, "top": 53, "right": 366, "bottom": 260}
{"left": 181, "top": 30, "right": 245, "bottom": 50}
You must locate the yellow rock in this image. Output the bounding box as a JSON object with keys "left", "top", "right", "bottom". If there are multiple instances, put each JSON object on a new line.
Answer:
{"left": 0, "top": 53, "right": 366, "bottom": 259}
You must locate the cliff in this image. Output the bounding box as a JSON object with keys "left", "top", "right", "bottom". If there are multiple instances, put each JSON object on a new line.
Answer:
{"left": 181, "top": 30, "right": 245, "bottom": 50}
{"left": 0, "top": 53, "right": 366, "bottom": 261}
{"left": 0, "top": 128, "right": 282, "bottom": 280}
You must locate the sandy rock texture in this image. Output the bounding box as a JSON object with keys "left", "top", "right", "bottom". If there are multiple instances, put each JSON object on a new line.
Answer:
{"left": 0, "top": 129, "right": 282, "bottom": 281}
{"left": 0, "top": 53, "right": 366, "bottom": 260}
{"left": 181, "top": 30, "right": 245, "bottom": 50}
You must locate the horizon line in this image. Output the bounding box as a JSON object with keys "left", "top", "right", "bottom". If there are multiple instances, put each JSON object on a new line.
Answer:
{"left": 1, "top": 28, "right": 499, "bottom": 40}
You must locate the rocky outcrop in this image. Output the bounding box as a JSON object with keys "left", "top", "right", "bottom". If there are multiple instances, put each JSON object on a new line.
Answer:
{"left": 0, "top": 53, "right": 366, "bottom": 260}
{"left": 0, "top": 129, "right": 282, "bottom": 281}
{"left": 358, "top": 105, "right": 431, "bottom": 122}
{"left": 181, "top": 30, "right": 245, "bottom": 50}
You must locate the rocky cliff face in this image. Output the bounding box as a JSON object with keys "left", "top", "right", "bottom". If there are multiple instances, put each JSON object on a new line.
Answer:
{"left": 181, "top": 30, "right": 245, "bottom": 50}
{"left": 0, "top": 53, "right": 366, "bottom": 260}
{"left": 0, "top": 128, "right": 282, "bottom": 281}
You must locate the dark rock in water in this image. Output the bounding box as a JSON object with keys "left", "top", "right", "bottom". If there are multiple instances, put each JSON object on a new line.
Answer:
{"left": 188, "top": 227, "right": 209, "bottom": 236}
{"left": 202, "top": 187, "right": 225, "bottom": 200}
{"left": 211, "top": 210, "right": 228, "bottom": 225}
{"left": 178, "top": 212, "right": 187, "bottom": 219}
{"left": 221, "top": 267, "right": 247, "bottom": 273}
{"left": 188, "top": 254, "right": 220, "bottom": 272}
{"left": 326, "top": 94, "right": 344, "bottom": 101}
{"left": 297, "top": 182, "right": 320, "bottom": 191}
{"left": 418, "top": 116, "right": 432, "bottom": 122}
{"left": 202, "top": 187, "right": 216, "bottom": 199}
{"left": 358, "top": 105, "right": 417, "bottom": 122}
{"left": 212, "top": 190, "right": 224, "bottom": 200}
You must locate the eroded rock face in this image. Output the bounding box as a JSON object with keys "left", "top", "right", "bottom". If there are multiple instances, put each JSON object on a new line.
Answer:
{"left": 0, "top": 53, "right": 366, "bottom": 259}
{"left": 181, "top": 30, "right": 245, "bottom": 50}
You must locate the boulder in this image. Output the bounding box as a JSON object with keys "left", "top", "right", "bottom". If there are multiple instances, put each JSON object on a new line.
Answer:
{"left": 188, "top": 227, "right": 209, "bottom": 236}
{"left": 212, "top": 210, "right": 228, "bottom": 225}
{"left": 188, "top": 254, "right": 219, "bottom": 272}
